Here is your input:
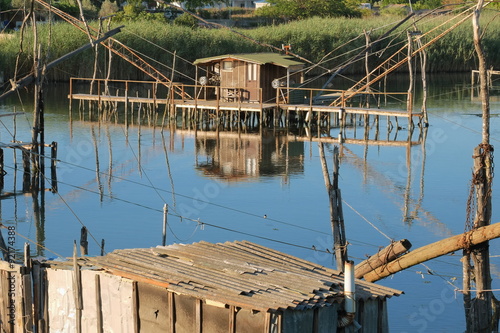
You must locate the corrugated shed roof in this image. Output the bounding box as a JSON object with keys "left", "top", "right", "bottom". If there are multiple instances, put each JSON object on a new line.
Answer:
{"left": 193, "top": 53, "right": 304, "bottom": 69}
{"left": 77, "top": 240, "right": 401, "bottom": 312}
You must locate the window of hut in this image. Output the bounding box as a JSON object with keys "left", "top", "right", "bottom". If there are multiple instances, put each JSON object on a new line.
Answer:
{"left": 223, "top": 61, "right": 233, "bottom": 71}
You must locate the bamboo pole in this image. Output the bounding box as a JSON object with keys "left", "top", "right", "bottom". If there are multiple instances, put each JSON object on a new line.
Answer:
{"left": 364, "top": 221, "right": 500, "bottom": 282}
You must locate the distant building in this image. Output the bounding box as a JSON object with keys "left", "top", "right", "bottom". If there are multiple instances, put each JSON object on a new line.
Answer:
{"left": 172, "top": 0, "right": 256, "bottom": 9}
{"left": 255, "top": 0, "right": 269, "bottom": 9}
{"left": 359, "top": 2, "right": 372, "bottom": 10}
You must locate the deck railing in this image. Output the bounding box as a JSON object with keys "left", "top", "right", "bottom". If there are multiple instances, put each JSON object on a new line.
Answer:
{"left": 69, "top": 77, "right": 413, "bottom": 114}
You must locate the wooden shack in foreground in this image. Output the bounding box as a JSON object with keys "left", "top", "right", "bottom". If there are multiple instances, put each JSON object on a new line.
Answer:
{"left": 193, "top": 53, "right": 305, "bottom": 103}
{"left": 0, "top": 240, "right": 402, "bottom": 332}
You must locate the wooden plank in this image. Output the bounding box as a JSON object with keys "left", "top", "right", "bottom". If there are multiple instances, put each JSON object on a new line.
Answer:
{"left": 95, "top": 274, "right": 103, "bottom": 333}
{"left": 168, "top": 292, "right": 175, "bottom": 333}
{"left": 132, "top": 281, "right": 139, "bottom": 333}
{"left": 227, "top": 305, "right": 236, "bottom": 333}
{"left": 73, "top": 242, "right": 82, "bottom": 333}
{"left": 196, "top": 299, "right": 202, "bottom": 333}
{"left": 136, "top": 282, "right": 169, "bottom": 331}
{"left": 22, "top": 244, "right": 33, "bottom": 331}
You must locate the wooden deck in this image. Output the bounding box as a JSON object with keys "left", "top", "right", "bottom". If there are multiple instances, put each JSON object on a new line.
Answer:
{"left": 69, "top": 93, "right": 421, "bottom": 119}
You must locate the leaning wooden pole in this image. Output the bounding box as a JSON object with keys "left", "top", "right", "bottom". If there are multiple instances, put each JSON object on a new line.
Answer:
{"left": 364, "top": 221, "right": 500, "bottom": 282}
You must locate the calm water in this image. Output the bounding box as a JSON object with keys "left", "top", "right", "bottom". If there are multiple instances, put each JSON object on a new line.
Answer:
{"left": 1, "top": 74, "right": 500, "bottom": 332}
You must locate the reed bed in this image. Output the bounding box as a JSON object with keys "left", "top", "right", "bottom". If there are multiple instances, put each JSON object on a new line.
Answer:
{"left": 1, "top": 11, "right": 499, "bottom": 83}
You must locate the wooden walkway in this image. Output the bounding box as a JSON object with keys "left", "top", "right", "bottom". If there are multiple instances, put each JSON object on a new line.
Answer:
{"left": 69, "top": 93, "right": 422, "bottom": 119}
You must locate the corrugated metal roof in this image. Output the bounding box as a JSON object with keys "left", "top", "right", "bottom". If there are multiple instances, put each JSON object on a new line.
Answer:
{"left": 76, "top": 240, "right": 401, "bottom": 312}
{"left": 193, "top": 53, "right": 304, "bottom": 69}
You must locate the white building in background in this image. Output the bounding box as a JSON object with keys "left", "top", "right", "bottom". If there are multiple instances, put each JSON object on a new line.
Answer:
{"left": 171, "top": 1, "right": 256, "bottom": 9}
{"left": 254, "top": 0, "right": 269, "bottom": 9}
{"left": 231, "top": 0, "right": 255, "bottom": 8}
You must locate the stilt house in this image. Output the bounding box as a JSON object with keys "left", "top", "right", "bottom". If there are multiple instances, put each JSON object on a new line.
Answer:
{"left": 193, "top": 53, "right": 305, "bottom": 104}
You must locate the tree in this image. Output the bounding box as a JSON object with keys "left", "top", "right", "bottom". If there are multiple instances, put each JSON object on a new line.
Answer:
{"left": 256, "top": 0, "right": 359, "bottom": 20}
{"left": 0, "top": 0, "right": 11, "bottom": 11}
{"left": 98, "top": 0, "right": 118, "bottom": 17}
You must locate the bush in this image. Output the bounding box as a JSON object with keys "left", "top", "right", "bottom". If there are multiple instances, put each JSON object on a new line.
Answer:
{"left": 98, "top": 0, "right": 119, "bottom": 18}
{"left": 174, "top": 13, "right": 198, "bottom": 28}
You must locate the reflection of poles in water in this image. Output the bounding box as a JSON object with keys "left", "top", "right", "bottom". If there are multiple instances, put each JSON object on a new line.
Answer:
{"left": 409, "top": 127, "right": 427, "bottom": 222}
{"left": 362, "top": 143, "right": 368, "bottom": 186}
{"left": 403, "top": 137, "right": 412, "bottom": 225}
{"left": 138, "top": 113, "right": 143, "bottom": 177}
{"left": 161, "top": 131, "right": 177, "bottom": 208}
{"left": 32, "top": 184, "right": 46, "bottom": 257}
{"left": 342, "top": 137, "right": 450, "bottom": 235}
{"left": 319, "top": 143, "right": 347, "bottom": 271}
{"left": 106, "top": 127, "right": 113, "bottom": 197}
{"left": 91, "top": 126, "right": 104, "bottom": 201}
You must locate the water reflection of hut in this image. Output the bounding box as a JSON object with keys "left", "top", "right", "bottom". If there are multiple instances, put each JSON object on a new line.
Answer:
{"left": 14, "top": 241, "right": 401, "bottom": 332}
{"left": 193, "top": 53, "right": 304, "bottom": 103}
{"left": 194, "top": 131, "right": 304, "bottom": 180}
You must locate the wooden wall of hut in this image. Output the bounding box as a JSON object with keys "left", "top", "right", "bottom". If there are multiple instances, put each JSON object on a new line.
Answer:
{"left": 0, "top": 261, "right": 392, "bottom": 332}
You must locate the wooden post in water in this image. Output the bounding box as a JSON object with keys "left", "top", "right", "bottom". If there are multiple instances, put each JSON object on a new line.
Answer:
{"left": 406, "top": 31, "right": 414, "bottom": 130}
{"left": 319, "top": 143, "right": 347, "bottom": 271}
{"left": 80, "top": 227, "right": 88, "bottom": 256}
{"left": 463, "top": 0, "right": 495, "bottom": 331}
{"left": 51, "top": 141, "right": 58, "bottom": 192}
{"left": 364, "top": 29, "right": 371, "bottom": 108}
{"left": 162, "top": 204, "right": 168, "bottom": 246}
{"left": 22, "top": 149, "right": 31, "bottom": 192}
{"left": 100, "top": 239, "right": 105, "bottom": 256}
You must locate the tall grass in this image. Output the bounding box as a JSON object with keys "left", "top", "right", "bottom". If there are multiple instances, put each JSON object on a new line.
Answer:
{"left": 1, "top": 11, "right": 499, "bottom": 82}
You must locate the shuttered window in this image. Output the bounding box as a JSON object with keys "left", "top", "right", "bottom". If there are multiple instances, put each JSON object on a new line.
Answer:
{"left": 247, "top": 63, "right": 257, "bottom": 81}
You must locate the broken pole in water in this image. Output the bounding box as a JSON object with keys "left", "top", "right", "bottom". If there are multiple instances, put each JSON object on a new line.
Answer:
{"left": 355, "top": 239, "right": 412, "bottom": 279}
{"left": 363, "top": 221, "right": 500, "bottom": 282}
{"left": 80, "top": 227, "right": 88, "bottom": 256}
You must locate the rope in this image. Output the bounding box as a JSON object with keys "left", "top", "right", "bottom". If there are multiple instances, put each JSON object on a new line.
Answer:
{"left": 342, "top": 199, "right": 393, "bottom": 241}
